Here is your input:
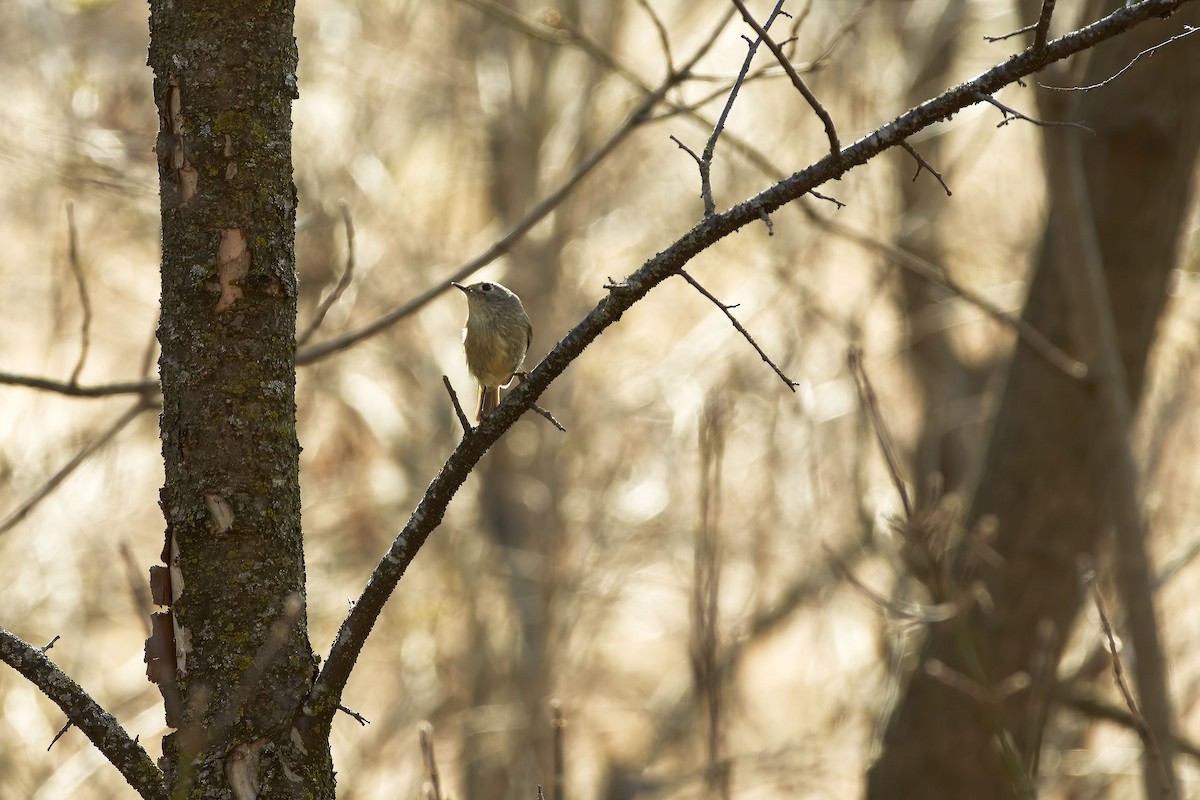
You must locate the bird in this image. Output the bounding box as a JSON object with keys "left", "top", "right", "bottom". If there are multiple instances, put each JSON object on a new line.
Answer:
{"left": 452, "top": 280, "right": 532, "bottom": 422}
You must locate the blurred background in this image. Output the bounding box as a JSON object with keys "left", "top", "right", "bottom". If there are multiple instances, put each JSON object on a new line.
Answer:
{"left": 1, "top": 0, "right": 1199, "bottom": 798}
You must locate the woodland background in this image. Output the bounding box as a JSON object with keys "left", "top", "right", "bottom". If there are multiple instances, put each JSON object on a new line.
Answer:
{"left": 1, "top": 0, "right": 1199, "bottom": 798}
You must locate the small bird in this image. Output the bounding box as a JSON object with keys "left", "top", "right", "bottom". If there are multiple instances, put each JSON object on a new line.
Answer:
{"left": 452, "top": 280, "right": 532, "bottom": 422}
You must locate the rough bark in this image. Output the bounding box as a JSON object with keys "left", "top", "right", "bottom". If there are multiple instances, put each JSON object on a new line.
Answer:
{"left": 866, "top": 5, "right": 1200, "bottom": 797}
{"left": 147, "top": 1, "right": 333, "bottom": 795}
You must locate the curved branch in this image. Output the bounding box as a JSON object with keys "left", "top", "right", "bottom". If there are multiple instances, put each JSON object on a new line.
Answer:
{"left": 0, "top": 372, "right": 157, "bottom": 397}
{"left": 302, "top": 0, "right": 1195, "bottom": 731}
{"left": 0, "top": 626, "right": 164, "bottom": 799}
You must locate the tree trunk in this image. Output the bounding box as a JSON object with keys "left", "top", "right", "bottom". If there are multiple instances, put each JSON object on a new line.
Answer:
{"left": 866, "top": 6, "right": 1200, "bottom": 797}
{"left": 147, "top": 1, "right": 333, "bottom": 795}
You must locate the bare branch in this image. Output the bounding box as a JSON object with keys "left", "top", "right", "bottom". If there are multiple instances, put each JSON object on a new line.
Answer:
{"left": 1087, "top": 572, "right": 1173, "bottom": 794}
{"left": 691, "top": 0, "right": 792, "bottom": 217}
{"left": 303, "top": 0, "right": 1197, "bottom": 734}
{"left": 442, "top": 375, "right": 473, "bottom": 434}
{"left": 825, "top": 545, "right": 957, "bottom": 623}
{"left": 0, "top": 397, "right": 157, "bottom": 536}
{"left": 297, "top": 11, "right": 734, "bottom": 366}
{"left": 730, "top": 0, "right": 840, "bottom": 156}
{"left": 900, "top": 140, "right": 952, "bottom": 196}
{"left": 1057, "top": 686, "right": 1200, "bottom": 761}
{"left": 848, "top": 347, "right": 912, "bottom": 519}
{"left": 984, "top": 24, "right": 1036, "bottom": 44}
{"left": 418, "top": 721, "right": 444, "bottom": 800}
{"left": 336, "top": 704, "right": 370, "bottom": 726}
{"left": 1033, "top": 0, "right": 1057, "bottom": 50}
{"left": 634, "top": 0, "right": 675, "bottom": 76}
{"left": 976, "top": 91, "right": 1095, "bottom": 132}
{"left": 983, "top": 0, "right": 1056, "bottom": 47}
{"left": 48, "top": 719, "right": 73, "bottom": 751}
{"left": 808, "top": 213, "right": 1087, "bottom": 379}
{"left": 0, "top": 372, "right": 157, "bottom": 397}
{"left": 550, "top": 700, "right": 566, "bottom": 800}
{"left": 0, "top": 626, "right": 163, "bottom": 797}
{"left": 297, "top": 200, "right": 356, "bottom": 347}
{"left": 1041, "top": 24, "right": 1200, "bottom": 91}
{"left": 677, "top": 269, "right": 798, "bottom": 391}
{"left": 65, "top": 201, "right": 92, "bottom": 386}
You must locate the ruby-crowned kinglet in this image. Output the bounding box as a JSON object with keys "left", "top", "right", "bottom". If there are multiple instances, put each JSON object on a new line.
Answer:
{"left": 452, "top": 280, "right": 532, "bottom": 422}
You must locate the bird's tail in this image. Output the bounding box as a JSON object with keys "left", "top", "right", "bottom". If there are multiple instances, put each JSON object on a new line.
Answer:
{"left": 477, "top": 385, "right": 501, "bottom": 422}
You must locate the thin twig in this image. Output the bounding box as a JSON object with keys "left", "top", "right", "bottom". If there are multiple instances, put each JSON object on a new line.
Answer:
{"left": 0, "top": 626, "right": 162, "bottom": 795}
{"left": 48, "top": 720, "right": 73, "bottom": 751}
{"left": 443, "top": 376, "right": 473, "bottom": 434}
{"left": 1041, "top": 24, "right": 1199, "bottom": 91}
{"left": 336, "top": 704, "right": 370, "bottom": 726}
{"left": 847, "top": 346, "right": 912, "bottom": 519}
{"left": 825, "top": 544, "right": 957, "bottom": 622}
{"left": 976, "top": 91, "right": 1095, "bottom": 132}
{"left": 900, "top": 140, "right": 952, "bottom": 196}
{"left": 40, "top": 636, "right": 61, "bottom": 653}
{"left": 0, "top": 396, "right": 157, "bottom": 536}
{"left": 634, "top": 0, "right": 675, "bottom": 76}
{"left": 1033, "top": 0, "right": 1057, "bottom": 50}
{"left": 118, "top": 541, "right": 154, "bottom": 636}
{"left": 304, "top": 0, "right": 1197, "bottom": 736}
{"left": 984, "top": 23, "right": 1036, "bottom": 43}
{"left": 808, "top": 189, "right": 845, "bottom": 208}
{"left": 297, "top": 12, "right": 734, "bottom": 366}
{"left": 0, "top": 373, "right": 157, "bottom": 397}
{"left": 1057, "top": 686, "right": 1200, "bottom": 761}
{"left": 65, "top": 201, "right": 92, "bottom": 386}
{"left": 419, "top": 721, "right": 443, "bottom": 800}
{"left": 730, "top": 0, "right": 840, "bottom": 156}
{"left": 550, "top": 700, "right": 566, "bottom": 800}
{"left": 1087, "top": 572, "right": 1172, "bottom": 793}
{"left": 677, "top": 269, "right": 798, "bottom": 391}
{"left": 297, "top": 200, "right": 357, "bottom": 347}
{"left": 670, "top": 134, "right": 703, "bottom": 166}
{"left": 808, "top": 214, "right": 1088, "bottom": 379}
{"left": 690, "top": 0, "right": 792, "bottom": 217}
{"left": 529, "top": 402, "right": 566, "bottom": 432}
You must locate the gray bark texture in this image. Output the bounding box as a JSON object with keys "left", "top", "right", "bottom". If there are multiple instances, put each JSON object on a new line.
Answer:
{"left": 147, "top": 1, "right": 334, "bottom": 795}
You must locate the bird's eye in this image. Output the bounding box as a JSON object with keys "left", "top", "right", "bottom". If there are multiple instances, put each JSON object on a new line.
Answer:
{"left": 480, "top": 282, "right": 493, "bottom": 292}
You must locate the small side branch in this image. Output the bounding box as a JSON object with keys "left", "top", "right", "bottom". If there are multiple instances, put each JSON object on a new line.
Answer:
{"left": 419, "top": 721, "right": 444, "bottom": 800}
{"left": 633, "top": 0, "right": 675, "bottom": 76}
{"left": 0, "top": 373, "right": 157, "bottom": 397}
{"left": 0, "top": 396, "right": 157, "bottom": 536}
{"left": 336, "top": 704, "right": 370, "bottom": 726}
{"left": 442, "top": 376, "right": 473, "bottom": 434}
{"left": 900, "top": 140, "right": 952, "bottom": 196}
{"left": 976, "top": 91, "right": 1094, "bottom": 133}
{"left": 730, "top": 0, "right": 840, "bottom": 156}
{"left": 984, "top": 24, "right": 1036, "bottom": 43}
{"left": 297, "top": 200, "right": 357, "bottom": 347}
{"left": 848, "top": 346, "right": 912, "bottom": 519}
{"left": 983, "top": 0, "right": 1056, "bottom": 47}
{"left": 1033, "top": 0, "right": 1057, "bottom": 50}
{"left": 0, "top": 626, "right": 163, "bottom": 797}
{"left": 677, "top": 269, "right": 798, "bottom": 391}
{"left": 683, "top": 0, "right": 791, "bottom": 217}
{"left": 1041, "top": 24, "right": 1200, "bottom": 92}
{"left": 65, "top": 201, "right": 93, "bottom": 385}
{"left": 1087, "top": 572, "right": 1173, "bottom": 792}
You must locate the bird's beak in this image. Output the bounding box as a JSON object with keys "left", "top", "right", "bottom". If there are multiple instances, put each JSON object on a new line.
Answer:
{"left": 451, "top": 282, "right": 467, "bottom": 293}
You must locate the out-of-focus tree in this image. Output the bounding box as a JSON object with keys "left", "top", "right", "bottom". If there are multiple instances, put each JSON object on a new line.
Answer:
{"left": 868, "top": 3, "right": 1200, "bottom": 798}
